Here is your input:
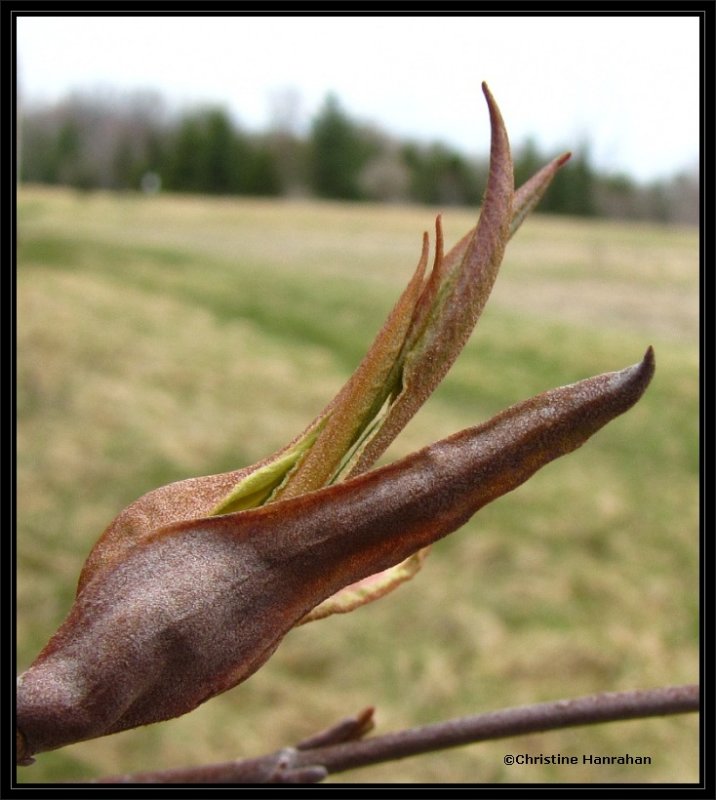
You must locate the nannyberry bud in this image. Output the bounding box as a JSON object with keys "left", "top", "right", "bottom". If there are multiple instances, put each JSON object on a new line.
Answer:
{"left": 16, "top": 83, "right": 653, "bottom": 766}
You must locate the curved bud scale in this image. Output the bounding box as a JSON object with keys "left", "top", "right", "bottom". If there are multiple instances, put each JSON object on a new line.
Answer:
{"left": 16, "top": 350, "right": 654, "bottom": 759}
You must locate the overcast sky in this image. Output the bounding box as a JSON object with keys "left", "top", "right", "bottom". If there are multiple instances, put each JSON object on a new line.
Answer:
{"left": 16, "top": 14, "right": 701, "bottom": 183}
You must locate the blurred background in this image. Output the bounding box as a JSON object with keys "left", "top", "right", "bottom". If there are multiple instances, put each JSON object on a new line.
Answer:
{"left": 16, "top": 15, "right": 699, "bottom": 223}
{"left": 16, "top": 13, "right": 700, "bottom": 785}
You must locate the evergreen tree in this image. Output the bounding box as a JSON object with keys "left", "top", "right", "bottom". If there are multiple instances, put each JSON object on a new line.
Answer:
{"left": 243, "top": 144, "right": 283, "bottom": 196}
{"left": 203, "top": 109, "right": 241, "bottom": 194}
{"left": 164, "top": 115, "right": 206, "bottom": 193}
{"left": 540, "top": 143, "right": 598, "bottom": 217}
{"left": 309, "top": 95, "right": 370, "bottom": 200}
{"left": 402, "top": 142, "right": 483, "bottom": 206}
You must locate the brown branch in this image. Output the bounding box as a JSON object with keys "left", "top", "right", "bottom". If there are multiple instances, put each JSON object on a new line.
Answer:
{"left": 94, "top": 684, "right": 699, "bottom": 784}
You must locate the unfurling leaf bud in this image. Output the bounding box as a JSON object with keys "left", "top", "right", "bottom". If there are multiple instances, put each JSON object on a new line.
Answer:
{"left": 16, "top": 84, "right": 653, "bottom": 767}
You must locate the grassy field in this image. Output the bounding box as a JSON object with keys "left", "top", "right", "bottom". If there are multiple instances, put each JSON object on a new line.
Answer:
{"left": 16, "top": 186, "right": 700, "bottom": 784}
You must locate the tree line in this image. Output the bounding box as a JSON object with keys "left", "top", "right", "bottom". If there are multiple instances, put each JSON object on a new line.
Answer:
{"left": 18, "top": 89, "right": 697, "bottom": 224}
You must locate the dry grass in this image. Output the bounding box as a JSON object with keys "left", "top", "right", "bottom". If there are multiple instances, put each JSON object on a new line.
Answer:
{"left": 17, "top": 186, "right": 699, "bottom": 784}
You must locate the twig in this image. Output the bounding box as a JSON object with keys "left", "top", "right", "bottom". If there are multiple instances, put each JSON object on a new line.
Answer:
{"left": 94, "top": 684, "right": 699, "bottom": 784}
{"left": 295, "top": 706, "right": 376, "bottom": 750}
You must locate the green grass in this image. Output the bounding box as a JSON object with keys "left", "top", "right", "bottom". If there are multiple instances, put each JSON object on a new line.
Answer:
{"left": 16, "top": 186, "right": 699, "bottom": 784}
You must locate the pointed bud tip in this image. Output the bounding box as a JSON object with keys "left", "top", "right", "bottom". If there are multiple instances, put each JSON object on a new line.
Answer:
{"left": 482, "top": 81, "right": 495, "bottom": 106}
{"left": 625, "top": 345, "right": 655, "bottom": 397}
{"left": 642, "top": 345, "right": 655, "bottom": 375}
{"left": 557, "top": 152, "right": 572, "bottom": 166}
{"left": 481, "top": 81, "right": 494, "bottom": 103}
{"left": 598, "top": 346, "right": 655, "bottom": 415}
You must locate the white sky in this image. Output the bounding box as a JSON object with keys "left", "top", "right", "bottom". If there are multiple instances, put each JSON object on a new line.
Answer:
{"left": 16, "top": 14, "right": 701, "bottom": 182}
